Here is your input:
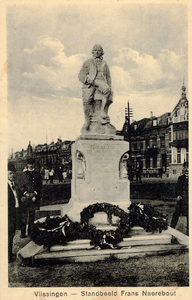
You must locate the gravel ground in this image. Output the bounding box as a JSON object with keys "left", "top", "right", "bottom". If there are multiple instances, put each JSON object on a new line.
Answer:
{"left": 9, "top": 251, "right": 188, "bottom": 287}
{"left": 8, "top": 201, "right": 189, "bottom": 287}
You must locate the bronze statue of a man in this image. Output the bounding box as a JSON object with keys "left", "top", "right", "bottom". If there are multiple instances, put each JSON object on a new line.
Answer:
{"left": 78, "top": 44, "right": 113, "bottom": 130}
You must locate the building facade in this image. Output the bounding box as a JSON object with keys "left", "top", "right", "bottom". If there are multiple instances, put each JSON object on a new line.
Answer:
{"left": 122, "top": 84, "right": 188, "bottom": 178}
{"left": 9, "top": 139, "right": 74, "bottom": 173}
{"left": 125, "top": 113, "right": 171, "bottom": 178}
{"left": 168, "top": 84, "right": 189, "bottom": 178}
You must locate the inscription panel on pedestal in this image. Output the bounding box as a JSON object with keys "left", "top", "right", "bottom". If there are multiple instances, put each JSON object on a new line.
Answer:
{"left": 74, "top": 139, "right": 130, "bottom": 206}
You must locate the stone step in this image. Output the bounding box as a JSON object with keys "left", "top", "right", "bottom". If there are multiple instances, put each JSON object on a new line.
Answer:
{"left": 49, "top": 234, "right": 171, "bottom": 252}
{"left": 17, "top": 241, "right": 45, "bottom": 259}
{"left": 68, "top": 239, "right": 91, "bottom": 245}
{"left": 118, "top": 234, "right": 172, "bottom": 247}
{"left": 34, "top": 244, "right": 187, "bottom": 263}
{"left": 94, "top": 225, "right": 118, "bottom": 231}
{"left": 50, "top": 239, "right": 92, "bottom": 252}
{"left": 50, "top": 243, "right": 92, "bottom": 252}
{"left": 17, "top": 227, "right": 189, "bottom": 264}
{"left": 129, "top": 226, "right": 153, "bottom": 236}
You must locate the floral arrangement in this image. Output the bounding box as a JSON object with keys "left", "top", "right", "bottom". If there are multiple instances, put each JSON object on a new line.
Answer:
{"left": 128, "top": 203, "right": 168, "bottom": 233}
{"left": 31, "top": 202, "right": 168, "bottom": 249}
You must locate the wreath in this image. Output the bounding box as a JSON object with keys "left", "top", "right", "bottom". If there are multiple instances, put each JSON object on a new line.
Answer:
{"left": 128, "top": 202, "right": 168, "bottom": 233}
{"left": 80, "top": 202, "right": 131, "bottom": 249}
{"left": 31, "top": 202, "right": 168, "bottom": 249}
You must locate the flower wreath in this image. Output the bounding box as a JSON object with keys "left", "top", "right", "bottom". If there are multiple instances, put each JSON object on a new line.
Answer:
{"left": 80, "top": 202, "right": 131, "bottom": 249}
{"left": 31, "top": 203, "right": 168, "bottom": 249}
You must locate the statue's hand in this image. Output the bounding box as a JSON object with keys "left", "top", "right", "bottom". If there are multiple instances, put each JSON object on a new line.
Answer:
{"left": 86, "top": 75, "right": 94, "bottom": 85}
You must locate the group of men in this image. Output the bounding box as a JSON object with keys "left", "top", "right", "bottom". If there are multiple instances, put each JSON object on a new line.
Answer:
{"left": 8, "top": 157, "right": 42, "bottom": 263}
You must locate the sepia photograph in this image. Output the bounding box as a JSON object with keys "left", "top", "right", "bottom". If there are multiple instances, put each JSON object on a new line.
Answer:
{"left": 1, "top": 0, "right": 191, "bottom": 298}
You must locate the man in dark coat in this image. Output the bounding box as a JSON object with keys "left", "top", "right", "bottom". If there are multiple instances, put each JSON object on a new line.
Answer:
{"left": 8, "top": 163, "right": 19, "bottom": 263}
{"left": 170, "top": 162, "right": 189, "bottom": 235}
{"left": 136, "top": 161, "right": 143, "bottom": 183}
{"left": 20, "top": 158, "right": 42, "bottom": 237}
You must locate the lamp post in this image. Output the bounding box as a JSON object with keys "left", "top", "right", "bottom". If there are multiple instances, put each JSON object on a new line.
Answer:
{"left": 125, "top": 101, "right": 133, "bottom": 145}
{"left": 125, "top": 101, "right": 133, "bottom": 180}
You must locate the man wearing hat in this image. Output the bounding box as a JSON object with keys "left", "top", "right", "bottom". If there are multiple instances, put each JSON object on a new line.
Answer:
{"left": 171, "top": 161, "right": 189, "bottom": 235}
{"left": 20, "top": 157, "right": 42, "bottom": 238}
{"left": 8, "top": 162, "right": 19, "bottom": 262}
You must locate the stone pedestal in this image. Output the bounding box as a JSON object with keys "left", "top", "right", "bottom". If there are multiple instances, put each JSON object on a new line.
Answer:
{"left": 61, "top": 135, "right": 130, "bottom": 222}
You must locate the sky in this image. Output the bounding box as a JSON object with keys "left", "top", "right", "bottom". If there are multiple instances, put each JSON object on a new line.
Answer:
{"left": 6, "top": 2, "right": 188, "bottom": 153}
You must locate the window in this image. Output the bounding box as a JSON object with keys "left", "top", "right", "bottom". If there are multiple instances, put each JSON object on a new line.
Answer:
{"left": 170, "top": 125, "right": 173, "bottom": 142}
{"left": 172, "top": 148, "right": 177, "bottom": 164}
{"left": 152, "top": 138, "right": 157, "bottom": 147}
{"left": 169, "top": 131, "right": 172, "bottom": 142}
{"left": 183, "top": 130, "right": 188, "bottom": 139}
{"left": 153, "top": 119, "right": 157, "bottom": 126}
{"left": 173, "top": 131, "right": 176, "bottom": 140}
{"left": 160, "top": 137, "right": 165, "bottom": 147}
{"left": 137, "top": 141, "right": 140, "bottom": 150}
{"left": 180, "top": 106, "right": 185, "bottom": 115}
{"left": 153, "top": 157, "right": 157, "bottom": 168}
{"left": 146, "top": 157, "right": 150, "bottom": 168}
{"left": 132, "top": 143, "right": 137, "bottom": 151}
{"left": 177, "top": 148, "right": 181, "bottom": 163}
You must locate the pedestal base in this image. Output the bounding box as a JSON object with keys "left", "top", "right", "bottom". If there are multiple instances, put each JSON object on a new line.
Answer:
{"left": 17, "top": 227, "right": 188, "bottom": 264}
{"left": 61, "top": 136, "right": 130, "bottom": 222}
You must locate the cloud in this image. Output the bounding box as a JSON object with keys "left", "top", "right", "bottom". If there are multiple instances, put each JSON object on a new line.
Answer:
{"left": 21, "top": 38, "right": 184, "bottom": 101}
{"left": 112, "top": 47, "right": 183, "bottom": 94}
{"left": 157, "top": 49, "right": 183, "bottom": 82}
{"left": 22, "top": 35, "right": 86, "bottom": 98}
{"left": 110, "top": 66, "right": 132, "bottom": 94}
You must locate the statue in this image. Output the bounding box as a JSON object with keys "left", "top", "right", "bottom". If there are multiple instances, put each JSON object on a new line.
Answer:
{"left": 78, "top": 44, "right": 115, "bottom": 135}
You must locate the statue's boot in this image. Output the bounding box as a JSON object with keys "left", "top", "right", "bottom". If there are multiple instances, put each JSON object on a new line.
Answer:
{"left": 83, "top": 120, "right": 90, "bottom": 130}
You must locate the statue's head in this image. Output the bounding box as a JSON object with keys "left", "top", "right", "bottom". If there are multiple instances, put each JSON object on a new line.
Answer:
{"left": 92, "top": 44, "right": 104, "bottom": 58}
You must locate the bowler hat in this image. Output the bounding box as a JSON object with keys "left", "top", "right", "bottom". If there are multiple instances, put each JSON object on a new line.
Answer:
{"left": 183, "top": 161, "right": 188, "bottom": 168}
{"left": 8, "top": 162, "right": 16, "bottom": 172}
{"left": 27, "top": 157, "right": 35, "bottom": 164}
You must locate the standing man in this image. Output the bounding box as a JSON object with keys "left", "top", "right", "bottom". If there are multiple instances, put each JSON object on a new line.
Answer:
{"left": 44, "top": 166, "right": 50, "bottom": 184}
{"left": 49, "top": 167, "right": 55, "bottom": 184}
{"left": 78, "top": 44, "right": 113, "bottom": 129}
{"left": 20, "top": 157, "right": 42, "bottom": 238}
{"left": 170, "top": 162, "right": 189, "bottom": 235}
{"left": 136, "top": 161, "right": 143, "bottom": 183}
{"left": 8, "top": 163, "right": 19, "bottom": 263}
{"left": 58, "top": 165, "right": 63, "bottom": 183}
